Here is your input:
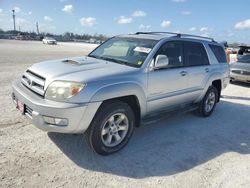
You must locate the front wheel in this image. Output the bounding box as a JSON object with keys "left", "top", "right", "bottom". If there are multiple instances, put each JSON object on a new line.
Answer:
{"left": 87, "top": 100, "right": 135, "bottom": 155}
{"left": 198, "top": 86, "right": 218, "bottom": 117}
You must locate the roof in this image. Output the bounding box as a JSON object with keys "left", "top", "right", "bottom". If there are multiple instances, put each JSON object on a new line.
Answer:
{"left": 118, "top": 32, "right": 217, "bottom": 43}
{"left": 118, "top": 33, "right": 166, "bottom": 41}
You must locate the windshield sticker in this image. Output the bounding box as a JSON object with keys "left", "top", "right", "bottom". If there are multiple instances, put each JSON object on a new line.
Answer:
{"left": 134, "top": 47, "right": 152, "bottom": 54}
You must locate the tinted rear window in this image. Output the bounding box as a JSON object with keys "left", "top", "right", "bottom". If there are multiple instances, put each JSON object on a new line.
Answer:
{"left": 184, "top": 41, "right": 209, "bottom": 66}
{"left": 209, "top": 44, "right": 227, "bottom": 63}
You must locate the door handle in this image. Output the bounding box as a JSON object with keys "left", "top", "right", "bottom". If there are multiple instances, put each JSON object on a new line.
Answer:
{"left": 180, "top": 71, "right": 188, "bottom": 76}
{"left": 205, "top": 68, "right": 210, "bottom": 73}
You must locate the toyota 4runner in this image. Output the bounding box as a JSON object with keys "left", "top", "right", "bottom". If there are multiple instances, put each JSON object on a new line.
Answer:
{"left": 12, "top": 32, "right": 230, "bottom": 155}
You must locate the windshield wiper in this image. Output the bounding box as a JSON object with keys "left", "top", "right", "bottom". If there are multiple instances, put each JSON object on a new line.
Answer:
{"left": 88, "top": 55, "right": 120, "bottom": 63}
{"left": 88, "top": 54, "right": 100, "bottom": 59}
{"left": 88, "top": 54, "right": 139, "bottom": 67}
{"left": 89, "top": 55, "right": 127, "bottom": 64}
{"left": 102, "top": 57, "right": 127, "bottom": 65}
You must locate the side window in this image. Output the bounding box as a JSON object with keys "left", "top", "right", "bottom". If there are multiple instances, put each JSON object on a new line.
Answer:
{"left": 156, "top": 41, "right": 183, "bottom": 68}
{"left": 209, "top": 44, "right": 227, "bottom": 63}
{"left": 184, "top": 41, "right": 209, "bottom": 66}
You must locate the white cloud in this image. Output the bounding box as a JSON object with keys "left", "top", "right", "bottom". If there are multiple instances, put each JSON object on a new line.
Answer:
{"left": 132, "top": 10, "right": 146, "bottom": 17}
{"left": 161, "top": 20, "right": 172, "bottom": 28}
{"left": 234, "top": 19, "right": 250, "bottom": 30}
{"left": 189, "top": 27, "right": 197, "bottom": 31}
{"left": 181, "top": 11, "right": 191, "bottom": 15}
{"left": 139, "top": 24, "right": 151, "bottom": 30}
{"left": 62, "top": 4, "right": 73, "bottom": 13}
{"left": 79, "top": 17, "right": 97, "bottom": 27}
{"left": 0, "top": 9, "right": 4, "bottom": 17}
{"left": 13, "top": 7, "right": 21, "bottom": 13}
{"left": 28, "top": 11, "right": 32, "bottom": 15}
{"left": 200, "top": 27, "right": 208, "bottom": 32}
{"left": 117, "top": 16, "right": 132, "bottom": 24}
{"left": 172, "top": 0, "right": 186, "bottom": 2}
{"left": 44, "top": 16, "right": 53, "bottom": 22}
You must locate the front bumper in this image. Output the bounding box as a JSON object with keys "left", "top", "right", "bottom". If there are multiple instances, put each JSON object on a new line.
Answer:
{"left": 12, "top": 81, "right": 101, "bottom": 133}
{"left": 230, "top": 72, "right": 250, "bottom": 83}
{"left": 47, "top": 41, "right": 57, "bottom": 44}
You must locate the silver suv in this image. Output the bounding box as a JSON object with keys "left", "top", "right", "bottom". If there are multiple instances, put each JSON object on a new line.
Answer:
{"left": 12, "top": 32, "right": 230, "bottom": 155}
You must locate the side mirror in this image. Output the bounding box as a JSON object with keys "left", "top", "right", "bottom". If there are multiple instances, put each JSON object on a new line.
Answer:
{"left": 154, "top": 55, "right": 169, "bottom": 69}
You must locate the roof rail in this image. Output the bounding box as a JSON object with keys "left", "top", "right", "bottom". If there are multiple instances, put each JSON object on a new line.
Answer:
{"left": 135, "top": 32, "right": 215, "bottom": 42}
{"left": 135, "top": 32, "right": 180, "bottom": 36}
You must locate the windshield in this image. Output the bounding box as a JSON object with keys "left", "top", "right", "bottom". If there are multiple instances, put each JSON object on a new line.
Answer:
{"left": 237, "top": 55, "right": 250, "bottom": 63}
{"left": 88, "top": 37, "right": 158, "bottom": 67}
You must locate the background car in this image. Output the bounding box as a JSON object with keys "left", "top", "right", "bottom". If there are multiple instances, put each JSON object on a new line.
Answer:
{"left": 42, "top": 37, "right": 57, "bottom": 45}
{"left": 230, "top": 54, "right": 250, "bottom": 83}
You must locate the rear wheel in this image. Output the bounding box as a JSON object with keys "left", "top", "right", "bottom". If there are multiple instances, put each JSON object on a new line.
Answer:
{"left": 87, "top": 100, "right": 135, "bottom": 155}
{"left": 198, "top": 86, "right": 218, "bottom": 117}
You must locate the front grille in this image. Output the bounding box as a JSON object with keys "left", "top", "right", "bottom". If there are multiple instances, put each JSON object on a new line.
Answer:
{"left": 21, "top": 70, "right": 46, "bottom": 96}
{"left": 25, "top": 105, "right": 33, "bottom": 118}
{"left": 232, "top": 69, "right": 250, "bottom": 76}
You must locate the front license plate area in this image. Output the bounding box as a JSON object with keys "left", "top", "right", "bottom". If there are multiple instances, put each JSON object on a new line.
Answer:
{"left": 16, "top": 100, "right": 25, "bottom": 114}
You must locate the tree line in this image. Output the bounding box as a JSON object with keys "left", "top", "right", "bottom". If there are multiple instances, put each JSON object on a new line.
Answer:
{"left": 0, "top": 29, "right": 108, "bottom": 42}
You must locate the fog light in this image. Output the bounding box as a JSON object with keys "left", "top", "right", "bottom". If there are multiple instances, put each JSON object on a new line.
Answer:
{"left": 54, "top": 118, "right": 68, "bottom": 126}
{"left": 43, "top": 116, "right": 68, "bottom": 126}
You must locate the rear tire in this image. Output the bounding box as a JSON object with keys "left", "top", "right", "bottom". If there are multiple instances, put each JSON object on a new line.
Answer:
{"left": 87, "top": 100, "right": 135, "bottom": 155}
{"left": 198, "top": 86, "right": 218, "bottom": 117}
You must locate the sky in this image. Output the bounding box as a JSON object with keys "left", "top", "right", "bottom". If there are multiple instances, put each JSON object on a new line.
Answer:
{"left": 0, "top": 0, "right": 250, "bottom": 43}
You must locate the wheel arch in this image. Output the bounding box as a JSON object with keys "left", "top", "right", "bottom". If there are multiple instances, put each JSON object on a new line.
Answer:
{"left": 90, "top": 83, "right": 147, "bottom": 127}
{"left": 212, "top": 79, "right": 222, "bottom": 102}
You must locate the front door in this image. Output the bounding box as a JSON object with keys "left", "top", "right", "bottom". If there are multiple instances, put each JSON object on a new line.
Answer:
{"left": 147, "top": 41, "right": 190, "bottom": 113}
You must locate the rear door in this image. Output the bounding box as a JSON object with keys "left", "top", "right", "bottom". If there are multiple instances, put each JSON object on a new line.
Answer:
{"left": 183, "top": 41, "right": 211, "bottom": 101}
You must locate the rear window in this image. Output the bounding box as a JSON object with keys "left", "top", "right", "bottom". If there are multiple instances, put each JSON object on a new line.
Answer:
{"left": 209, "top": 44, "right": 227, "bottom": 63}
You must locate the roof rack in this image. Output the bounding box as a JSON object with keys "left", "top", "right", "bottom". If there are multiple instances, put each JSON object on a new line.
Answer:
{"left": 135, "top": 32, "right": 216, "bottom": 42}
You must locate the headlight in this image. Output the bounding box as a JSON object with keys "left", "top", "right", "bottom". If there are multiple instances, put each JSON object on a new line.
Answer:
{"left": 45, "top": 81, "right": 86, "bottom": 101}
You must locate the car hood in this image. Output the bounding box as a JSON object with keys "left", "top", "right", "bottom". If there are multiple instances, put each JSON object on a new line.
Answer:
{"left": 230, "top": 62, "right": 250, "bottom": 71}
{"left": 29, "top": 56, "right": 138, "bottom": 85}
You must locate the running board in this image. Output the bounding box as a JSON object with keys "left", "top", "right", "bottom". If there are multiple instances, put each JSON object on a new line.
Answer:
{"left": 141, "top": 104, "right": 199, "bottom": 125}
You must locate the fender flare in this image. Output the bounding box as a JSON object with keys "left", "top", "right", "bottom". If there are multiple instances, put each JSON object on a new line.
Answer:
{"left": 195, "top": 71, "right": 223, "bottom": 103}
{"left": 90, "top": 82, "right": 147, "bottom": 116}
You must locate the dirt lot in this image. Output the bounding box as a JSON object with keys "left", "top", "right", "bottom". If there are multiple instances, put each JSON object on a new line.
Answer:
{"left": 0, "top": 39, "right": 250, "bottom": 188}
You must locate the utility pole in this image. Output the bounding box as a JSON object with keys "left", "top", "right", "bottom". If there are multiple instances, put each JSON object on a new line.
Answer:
{"left": 36, "top": 22, "right": 40, "bottom": 35}
{"left": 12, "top": 9, "right": 16, "bottom": 31}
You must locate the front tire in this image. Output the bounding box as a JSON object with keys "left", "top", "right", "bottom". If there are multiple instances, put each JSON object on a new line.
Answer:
{"left": 87, "top": 100, "right": 135, "bottom": 155}
{"left": 198, "top": 86, "right": 218, "bottom": 117}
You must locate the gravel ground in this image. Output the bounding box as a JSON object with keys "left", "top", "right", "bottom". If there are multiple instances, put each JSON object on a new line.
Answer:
{"left": 0, "top": 39, "right": 250, "bottom": 188}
